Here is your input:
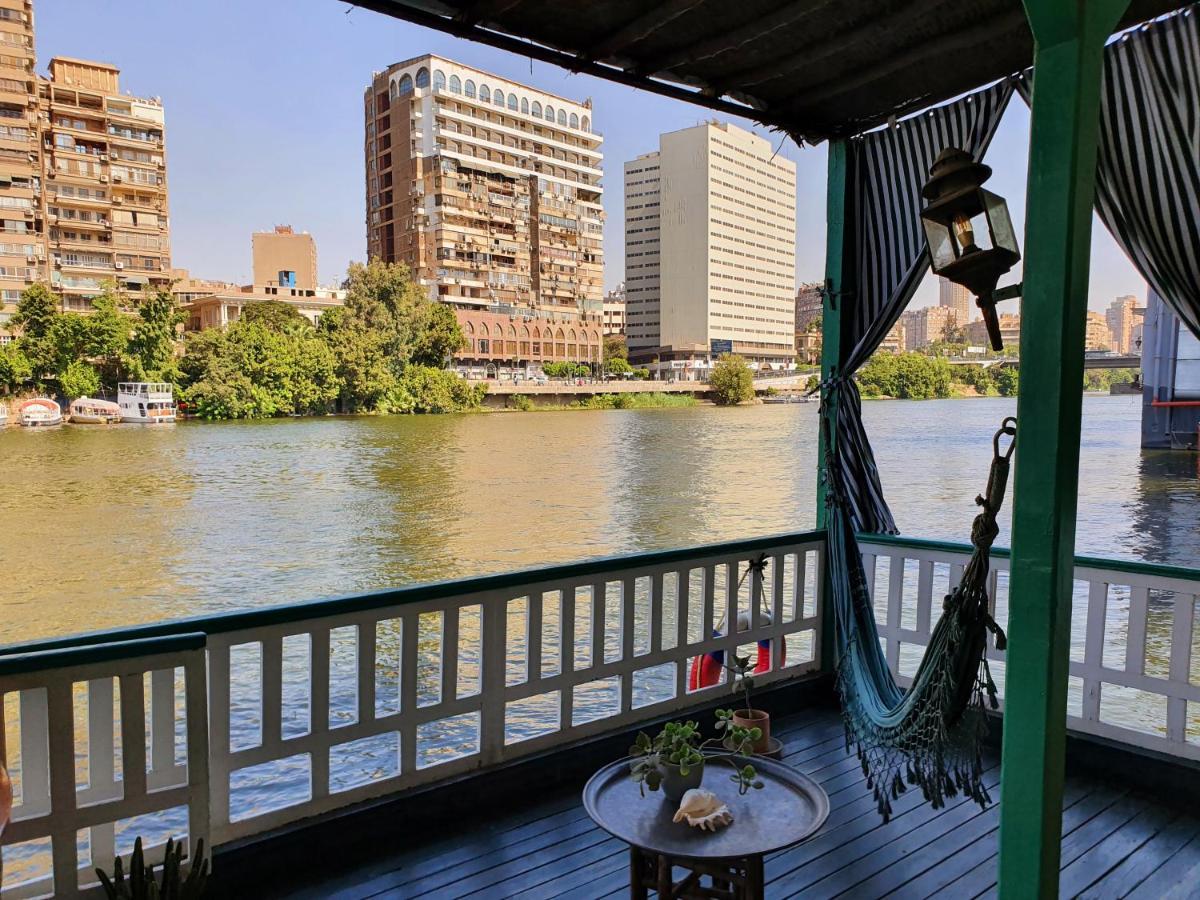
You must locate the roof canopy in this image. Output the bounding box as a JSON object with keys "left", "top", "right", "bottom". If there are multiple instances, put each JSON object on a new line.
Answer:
{"left": 349, "top": 0, "right": 1183, "bottom": 141}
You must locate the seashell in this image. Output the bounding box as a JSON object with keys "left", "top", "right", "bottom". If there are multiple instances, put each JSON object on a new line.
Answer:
{"left": 672, "top": 788, "right": 734, "bottom": 831}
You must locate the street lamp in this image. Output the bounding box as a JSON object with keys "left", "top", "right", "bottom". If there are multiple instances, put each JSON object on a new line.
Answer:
{"left": 920, "top": 148, "right": 1021, "bottom": 350}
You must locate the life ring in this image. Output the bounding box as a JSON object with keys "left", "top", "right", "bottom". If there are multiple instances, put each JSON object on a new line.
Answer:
{"left": 687, "top": 611, "right": 784, "bottom": 690}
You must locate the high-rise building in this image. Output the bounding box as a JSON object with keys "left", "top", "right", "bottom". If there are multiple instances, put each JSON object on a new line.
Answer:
{"left": 253, "top": 225, "right": 317, "bottom": 290}
{"left": 938, "top": 276, "right": 972, "bottom": 323}
{"left": 1085, "top": 310, "right": 1113, "bottom": 351}
{"left": 44, "top": 57, "right": 170, "bottom": 311}
{"left": 363, "top": 55, "right": 604, "bottom": 374}
{"left": 965, "top": 313, "right": 1021, "bottom": 349}
{"left": 879, "top": 320, "right": 906, "bottom": 354}
{"left": 0, "top": 0, "right": 39, "bottom": 335}
{"left": 900, "top": 305, "right": 961, "bottom": 351}
{"left": 1106, "top": 294, "right": 1143, "bottom": 355}
{"left": 623, "top": 122, "right": 796, "bottom": 375}
{"left": 795, "top": 282, "right": 823, "bottom": 333}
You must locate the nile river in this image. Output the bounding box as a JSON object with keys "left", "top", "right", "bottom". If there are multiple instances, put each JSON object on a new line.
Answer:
{"left": 0, "top": 394, "right": 1195, "bottom": 645}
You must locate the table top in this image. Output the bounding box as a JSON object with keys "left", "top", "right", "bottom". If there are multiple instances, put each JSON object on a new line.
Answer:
{"left": 582, "top": 754, "right": 830, "bottom": 861}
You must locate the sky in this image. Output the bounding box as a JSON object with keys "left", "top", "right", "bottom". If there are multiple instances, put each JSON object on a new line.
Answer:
{"left": 38, "top": 0, "right": 1146, "bottom": 313}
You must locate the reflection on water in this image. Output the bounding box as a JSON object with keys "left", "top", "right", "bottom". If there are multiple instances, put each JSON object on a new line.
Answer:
{"left": 1, "top": 396, "right": 1196, "bottom": 859}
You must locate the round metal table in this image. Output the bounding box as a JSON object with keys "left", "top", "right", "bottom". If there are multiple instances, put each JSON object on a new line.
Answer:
{"left": 583, "top": 754, "right": 830, "bottom": 899}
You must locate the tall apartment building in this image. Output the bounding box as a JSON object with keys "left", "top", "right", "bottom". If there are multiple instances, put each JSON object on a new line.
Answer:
{"left": 363, "top": 55, "right": 603, "bottom": 374}
{"left": 1085, "top": 310, "right": 1113, "bottom": 351}
{"left": 623, "top": 122, "right": 796, "bottom": 376}
{"left": 253, "top": 225, "right": 317, "bottom": 290}
{"left": 938, "top": 276, "right": 972, "bottom": 323}
{"left": 0, "top": 7, "right": 170, "bottom": 334}
{"left": 1106, "top": 294, "right": 1142, "bottom": 355}
{"left": 0, "top": 0, "right": 41, "bottom": 331}
{"left": 900, "top": 304, "right": 961, "bottom": 350}
{"left": 602, "top": 283, "right": 625, "bottom": 335}
{"left": 966, "top": 313, "right": 1022, "bottom": 349}
{"left": 794, "top": 282, "right": 823, "bottom": 333}
{"left": 43, "top": 58, "right": 169, "bottom": 311}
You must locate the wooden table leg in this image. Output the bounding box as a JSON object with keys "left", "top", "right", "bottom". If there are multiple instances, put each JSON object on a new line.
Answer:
{"left": 630, "top": 846, "right": 648, "bottom": 900}
{"left": 658, "top": 853, "right": 674, "bottom": 898}
{"left": 744, "top": 854, "right": 764, "bottom": 900}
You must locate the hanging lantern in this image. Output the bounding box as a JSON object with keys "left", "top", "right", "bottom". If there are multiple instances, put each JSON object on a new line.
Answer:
{"left": 920, "top": 148, "right": 1021, "bottom": 350}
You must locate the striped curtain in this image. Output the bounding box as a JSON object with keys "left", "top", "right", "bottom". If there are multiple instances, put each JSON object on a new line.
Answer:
{"left": 1017, "top": 6, "right": 1200, "bottom": 339}
{"left": 829, "top": 79, "right": 1014, "bottom": 534}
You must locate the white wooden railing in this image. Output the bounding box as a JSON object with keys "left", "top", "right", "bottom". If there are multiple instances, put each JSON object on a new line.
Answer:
{"left": 0, "top": 635, "right": 209, "bottom": 899}
{"left": 859, "top": 534, "right": 1200, "bottom": 762}
{"left": 0, "top": 532, "right": 824, "bottom": 896}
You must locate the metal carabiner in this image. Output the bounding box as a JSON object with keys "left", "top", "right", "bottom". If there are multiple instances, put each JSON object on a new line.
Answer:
{"left": 993, "top": 416, "right": 1017, "bottom": 462}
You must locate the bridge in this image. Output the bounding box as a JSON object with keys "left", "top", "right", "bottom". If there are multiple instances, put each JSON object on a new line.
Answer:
{"left": 943, "top": 354, "right": 1141, "bottom": 369}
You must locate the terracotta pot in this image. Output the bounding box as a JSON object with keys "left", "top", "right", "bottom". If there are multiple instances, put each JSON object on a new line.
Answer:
{"left": 732, "top": 709, "right": 771, "bottom": 754}
{"left": 659, "top": 759, "right": 704, "bottom": 802}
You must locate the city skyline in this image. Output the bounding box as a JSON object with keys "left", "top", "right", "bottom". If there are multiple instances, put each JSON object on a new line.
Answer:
{"left": 36, "top": 0, "right": 1148, "bottom": 314}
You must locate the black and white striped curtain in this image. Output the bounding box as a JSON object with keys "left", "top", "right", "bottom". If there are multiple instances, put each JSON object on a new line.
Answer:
{"left": 1017, "top": 6, "right": 1200, "bottom": 340}
{"left": 830, "top": 80, "right": 1014, "bottom": 534}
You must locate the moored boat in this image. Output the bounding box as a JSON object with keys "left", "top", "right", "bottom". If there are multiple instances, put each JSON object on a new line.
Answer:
{"left": 0, "top": 402, "right": 7, "bottom": 427}
{"left": 69, "top": 397, "right": 121, "bottom": 424}
{"left": 118, "top": 382, "right": 176, "bottom": 424}
{"left": 18, "top": 398, "right": 62, "bottom": 427}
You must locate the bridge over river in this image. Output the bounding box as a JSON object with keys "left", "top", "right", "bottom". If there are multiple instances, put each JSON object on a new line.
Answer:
{"left": 945, "top": 354, "right": 1141, "bottom": 369}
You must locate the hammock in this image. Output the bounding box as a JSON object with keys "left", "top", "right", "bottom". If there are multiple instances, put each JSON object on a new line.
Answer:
{"left": 823, "top": 410, "right": 1013, "bottom": 820}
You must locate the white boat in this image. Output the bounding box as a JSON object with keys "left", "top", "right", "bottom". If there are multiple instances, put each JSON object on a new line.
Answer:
{"left": 18, "top": 398, "right": 63, "bottom": 427}
{"left": 0, "top": 403, "right": 7, "bottom": 427}
{"left": 118, "top": 382, "right": 176, "bottom": 424}
{"left": 69, "top": 397, "right": 121, "bottom": 424}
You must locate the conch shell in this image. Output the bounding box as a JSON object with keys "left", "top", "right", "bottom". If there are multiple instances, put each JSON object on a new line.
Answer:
{"left": 672, "top": 788, "right": 734, "bottom": 831}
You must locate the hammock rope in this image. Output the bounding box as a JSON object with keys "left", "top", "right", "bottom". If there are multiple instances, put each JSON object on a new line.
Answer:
{"left": 822, "top": 395, "right": 1014, "bottom": 820}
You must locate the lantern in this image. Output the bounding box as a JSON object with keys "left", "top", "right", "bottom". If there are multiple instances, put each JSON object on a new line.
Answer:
{"left": 920, "top": 148, "right": 1020, "bottom": 350}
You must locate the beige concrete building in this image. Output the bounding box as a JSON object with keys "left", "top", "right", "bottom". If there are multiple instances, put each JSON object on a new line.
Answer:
{"left": 966, "top": 313, "right": 1022, "bottom": 349}
{"left": 253, "top": 225, "right": 317, "bottom": 290}
{"left": 938, "top": 276, "right": 972, "bottom": 323}
{"left": 879, "top": 320, "right": 906, "bottom": 355}
{"left": 795, "top": 283, "right": 823, "bottom": 333}
{"left": 602, "top": 284, "right": 625, "bottom": 335}
{"left": 1106, "top": 294, "right": 1143, "bottom": 355}
{"left": 44, "top": 57, "right": 169, "bottom": 310}
{"left": 1085, "top": 310, "right": 1113, "bottom": 351}
{"left": 363, "top": 55, "right": 603, "bottom": 376}
{"left": 0, "top": 0, "right": 39, "bottom": 335}
{"left": 624, "top": 121, "right": 796, "bottom": 377}
{"left": 900, "top": 304, "right": 961, "bottom": 350}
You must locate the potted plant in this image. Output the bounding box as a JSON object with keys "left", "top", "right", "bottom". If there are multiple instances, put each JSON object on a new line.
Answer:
{"left": 629, "top": 716, "right": 764, "bottom": 802}
{"left": 726, "top": 653, "right": 771, "bottom": 753}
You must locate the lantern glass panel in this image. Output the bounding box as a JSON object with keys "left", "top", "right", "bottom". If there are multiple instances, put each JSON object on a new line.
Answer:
{"left": 982, "top": 188, "right": 1019, "bottom": 258}
{"left": 923, "top": 218, "right": 957, "bottom": 271}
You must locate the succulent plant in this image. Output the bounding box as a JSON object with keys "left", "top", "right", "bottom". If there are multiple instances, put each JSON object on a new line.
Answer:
{"left": 96, "top": 835, "right": 209, "bottom": 900}
{"left": 629, "top": 714, "right": 764, "bottom": 797}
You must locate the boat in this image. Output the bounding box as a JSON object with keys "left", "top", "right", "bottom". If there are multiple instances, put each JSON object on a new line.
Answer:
{"left": 117, "top": 382, "right": 176, "bottom": 424}
{"left": 18, "top": 398, "right": 62, "bottom": 427}
{"left": 69, "top": 397, "right": 121, "bottom": 424}
{"left": 0, "top": 403, "right": 7, "bottom": 427}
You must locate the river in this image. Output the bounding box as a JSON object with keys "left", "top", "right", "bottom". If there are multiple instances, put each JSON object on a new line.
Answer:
{"left": 0, "top": 394, "right": 1194, "bottom": 644}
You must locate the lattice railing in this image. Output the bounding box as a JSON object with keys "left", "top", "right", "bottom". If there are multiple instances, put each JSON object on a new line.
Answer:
{"left": 859, "top": 534, "right": 1200, "bottom": 761}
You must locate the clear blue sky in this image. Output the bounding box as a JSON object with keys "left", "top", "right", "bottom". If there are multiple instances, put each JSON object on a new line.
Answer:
{"left": 38, "top": 0, "right": 1144, "bottom": 312}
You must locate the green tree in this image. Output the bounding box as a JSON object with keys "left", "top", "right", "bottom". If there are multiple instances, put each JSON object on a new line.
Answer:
{"left": 605, "top": 356, "right": 633, "bottom": 376}
{"left": 387, "top": 365, "right": 486, "bottom": 413}
{"left": 128, "top": 287, "right": 184, "bottom": 381}
{"left": 709, "top": 354, "right": 754, "bottom": 405}
{"left": 59, "top": 359, "right": 102, "bottom": 399}
{"left": 859, "top": 352, "right": 951, "bottom": 399}
{"left": 994, "top": 366, "right": 1019, "bottom": 397}
{"left": 0, "top": 342, "right": 32, "bottom": 393}
{"left": 12, "top": 283, "right": 60, "bottom": 377}
{"left": 409, "top": 300, "right": 466, "bottom": 367}
{"left": 603, "top": 333, "right": 628, "bottom": 362}
{"left": 240, "top": 299, "right": 309, "bottom": 332}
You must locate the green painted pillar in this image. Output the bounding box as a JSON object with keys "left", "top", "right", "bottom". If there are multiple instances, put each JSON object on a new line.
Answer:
{"left": 999, "top": 2, "right": 1128, "bottom": 897}
{"left": 816, "top": 139, "right": 853, "bottom": 671}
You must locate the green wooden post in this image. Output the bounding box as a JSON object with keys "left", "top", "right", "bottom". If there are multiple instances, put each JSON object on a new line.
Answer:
{"left": 816, "top": 139, "right": 853, "bottom": 671}
{"left": 999, "top": 2, "right": 1128, "bottom": 896}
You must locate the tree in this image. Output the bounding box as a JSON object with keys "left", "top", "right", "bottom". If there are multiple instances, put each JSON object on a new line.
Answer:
{"left": 128, "top": 287, "right": 183, "bottom": 381}
{"left": 858, "top": 352, "right": 951, "bottom": 399}
{"left": 59, "top": 359, "right": 102, "bottom": 399}
{"left": 240, "top": 299, "right": 309, "bottom": 332}
{"left": 12, "top": 283, "right": 59, "bottom": 377}
{"left": 387, "top": 365, "right": 486, "bottom": 413}
{"left": 605, "top": 356, "right": 633, "bottom": 376}
{"left": 0, "top": 342, "right": 31, "bottom": 393}
{"left": 709, "top": 354, "right": 754, "bottom": 405}
{"left": 603, "top": 333, "right": 628, "bottom": 362}
{"left": 409, "top": 300, "right": 466, "bottom": 367}
{"left": 994, "top": 366, "right": 1019, "bottom": 397}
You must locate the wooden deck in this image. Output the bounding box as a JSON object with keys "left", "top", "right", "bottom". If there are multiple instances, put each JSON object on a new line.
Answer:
{"left": 279, "top": 706, "right": 1200, "bottom": 899}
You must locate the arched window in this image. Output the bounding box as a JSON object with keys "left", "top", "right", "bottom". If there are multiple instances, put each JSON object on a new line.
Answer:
{"left": 568, "top": 329, "right": 577, "bottom": 341}
{"left": 464, "top": 321, "right": 474, "bottom": 334}
{"left": 556, "top": 328, "right": 565, "bottom": 339}
{"left": 465, "top": 79, "right": 476, "bottom": 98}
{"left": 415, "top": 67, "right": 430, "bottom": 89}
{"left": 479, "top": 84, "right": 491, "bottom": 102}
{"left": 480, "top": 322, "right": 490, "bottom": 336}
{"left": 544, "top": 105, "right": 555, "bottom": 122}
{"left": 581, "top": 115, "right": 590, "bottom": 132}
{"left": 507, "top": 324, "right": 517, "bottom": 337}
{"left": 531, "top": 101, "right": 542, "bottom": 118}
{"left": 557, "top": 109, "right": 567, "bottom": 126}
{"left": 389, "top": 80, "right": 398, "bottom": 100}
{"left": 397, "top": 74, "right": 413, "bottom": 95}
{"left": 520, "top": 98, "right": 529, "bottom": 114}
{"left": 433, "top": 69, "right": 446, "bottom": 91}
{"left": 522, "top": 325, "right": 531, "bottom": 337}
{"left": 493, "top": 89, "right": 504, "bottom": 106}
{"left": 507, "top": 94, "right": 518, "bottom": 111}
{"left": 449, "top": 74, "right": 462, "bottom": 93}
{"left": 569, "top": 113, "right": 579, "bottom": 129}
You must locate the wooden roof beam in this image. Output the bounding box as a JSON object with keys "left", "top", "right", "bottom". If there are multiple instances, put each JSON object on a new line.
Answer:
{"left": 586, "top": 0, "right": 708, "bottom": 61}
{"left": 454, "top": 0, "right": 527, "bottom": 28}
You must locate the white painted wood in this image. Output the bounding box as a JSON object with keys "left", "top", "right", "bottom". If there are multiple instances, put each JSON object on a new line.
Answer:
{"left": 886, "top": 555, "right": 904, "bottom": 672}
{"left": 260, "top": 637, "right": 283, "bottom": 752}
{"left": 1166, "top": 593, "right": 1195, "bottom": 743}
{"left": 1082, "top": 581, "right": 1109, "bottom": 723}
{"left": 480, "top": 598, "right": 507, "bottom": 765}
{"left": 651, "top": 573, "right": 665, "bottom": 655}
{"left": 590, "top": 580, "right": 605, "bottom": 670}
{"left": 916, "top": 559, "right": 933, "bottom": 634}
{"left": 441, "top": 605, "right": 460, "bottom": 702}
{"left": 1125, "top": 586, "right": 1149, "bottom": 677}
{"left": 357, "top": 619, "right": 377, "bottom": 724}
{"left": 620, "top": 577, "right": 635, "bottom": 712}
{"left": 309, "top": 625, "right": 331, "bottom": 803}
{"left": 398, "top": 617, "right": 418, "bottom": 776}
{"left": 17, "top": 688, "right": 50, "bottom": 820}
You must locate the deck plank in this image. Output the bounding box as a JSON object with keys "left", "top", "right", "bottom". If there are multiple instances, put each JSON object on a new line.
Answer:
{"left": 270, "top": 705, "right": 1193, "bottom": 899}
